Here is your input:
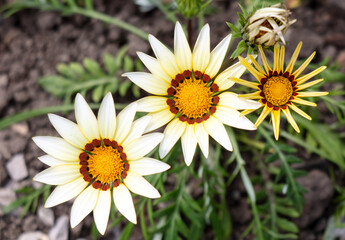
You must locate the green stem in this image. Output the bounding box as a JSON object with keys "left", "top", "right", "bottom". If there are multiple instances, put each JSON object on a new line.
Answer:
{"left": 227, "top": 128, "right": 264, "bottom": 240}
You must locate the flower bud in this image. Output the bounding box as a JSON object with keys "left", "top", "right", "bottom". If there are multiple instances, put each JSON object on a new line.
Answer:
{"left": 244, "top": 4, "right": 296, "bottom": 47}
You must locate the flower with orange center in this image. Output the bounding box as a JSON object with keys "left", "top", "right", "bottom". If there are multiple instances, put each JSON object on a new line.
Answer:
{"left": 231, "top": 42, "right": 328, "bottom": 140}
{"left": 123, "top": 22, "right": 261, "bottom": 165}
{"left": 33, "top": 93, "right": 170, "bottom": 235}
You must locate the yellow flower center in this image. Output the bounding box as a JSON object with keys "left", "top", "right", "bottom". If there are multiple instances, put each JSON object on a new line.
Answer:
{"left": 174, "top": 79, "right": 212, "bottom": 119}
{"left": 263, "top": 76, "right": 293, "bottom": 107}
{"left": 79, "top": 139, "right": 129, "bottom": 191}
{"left": 88, "top": 146, "right": 123, "bottom": 183}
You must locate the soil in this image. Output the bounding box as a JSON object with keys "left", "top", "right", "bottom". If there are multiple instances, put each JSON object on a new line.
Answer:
{"left": 0, "top": 0, "right": 344, "bottom": 239}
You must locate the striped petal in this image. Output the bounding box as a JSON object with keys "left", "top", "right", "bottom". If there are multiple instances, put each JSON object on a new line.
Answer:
{"left": 203, "top": 116, "right": 232, "bottom": 151}
{"left": 271, "top": 110, "right": 281, "bottom": 140}
{"left": 45, "top": 177, "right": 87, "bottom": 208}
{"left": 282, "top": 107, "right": 300, "bottom": 133}
{"left": 205, "top": 34, "right": 232, "bottom": 78}
{"left": 289, "top": 103, "right": 312, "bottom": 120}
{"left": 159, "top": 118, "right": 187, "bottom": 158}
{"left": 218, "top": 92, "right": 261, "bottom": 110}
{"left": 295, "top": 66, "right": 327, "bottom": 85}
{"left": 254, "top": 105, "right": 271, "bottom": 127}
{"left": 181, "top": 124, "right": 197, "bottom": 166}
{"left": 136, "top": 96, "right": 168, "bottom": 112}
{"left": 75, "top": 93, "right": 99, "bottom": 141}
{"left": 113, "top": 184, "right": 137, "bottom": 224}
{"left": 214, "top": 60, "right": 247, "bottom": 90}
{"left": 174, "top": 22, "right": 192, "bottom": 71}
{"left": 38, "top": 155, "right": 77, "bottom": 167}
{"left": 70, "top": 186, "right": 99, "bottom": 228}
{"left": 98, "top": 92, "right": 116, "bottom": 140}
{"left": 238, "top": 56, "right": 265, "bottom": 81}
{"left": 144, "top": 108, "right": 175, "bottom": 133}
{"left": 148, "top": 34, "right": 181, "bottom": 77}
{"left": 194, "top": 123, "right": 209, "bottom": 158}
{"left": 285, "top": 42, "right": 302, "bottom": 73}
{"left": 258, "top": 45, "right": 272, "bottom": 73}
{"left": 123, "top": 72, "right": 170, "bottom": 95}
{"left": 122, "top": 116, "right": 152, "bottom": 148}
{"left": 32, "top": 136, "right": 81, "bottom": 161}
{"left": 129, "top": 157, "right": 170, "bottom": 176}
{"left": 125, "top": 133, "right": 164, "bottom": 160}
{"left": 193, "top": 24, "right": 210, "bottom": 72}
{"left": 48, "top": 114, "right": 88, "bottom": 149}
{"left": 292, "top": 51, "right": 316, "bottom": 78}
{"left": 214, "top": 106, "right": 256, "bottom": 130}
{"left": 93, "top": 190, "right": 111, "bottom": 235}
{"left": 124, "top": 171, "right": 160, "bottom": 198}
{"left": 137, "top": 52, "right": 172, "bottom": 83}
{"left": 114, "top": 102, "right": 137, "bottom": 144}
{"left": 34, "top": 164, "right": 81, "bottom": 185}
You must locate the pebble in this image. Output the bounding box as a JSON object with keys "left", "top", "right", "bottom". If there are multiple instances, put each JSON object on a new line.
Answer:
{"left": 0, "top": 188, "right": 16, "bottom": 215}
{"left": 49, "top": 214, "right": 69, "bottom": 240}
{"left": 11, "top": 123, "right": 29, "bottom": 136}
{"left": 23, "top": 215, "right": 39, "bottom": 232}
{"left": 18, "top": 231, "right": 49, "bottom": 240}
{"left": 6, "top": 154, "right": 28, "bottom": 181}
{"left": 38, "top": 206, "right": 55, "bottom": 227}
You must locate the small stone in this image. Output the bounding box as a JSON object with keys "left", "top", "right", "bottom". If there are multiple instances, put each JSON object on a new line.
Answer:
{"left": 6, "top": 154, "right": 28, "bottom": 181}
{"left": 49, "top": 215, "right": 69, "bottom": 240}
{"left": 11, "top": 123, "right": 29, "bottom": 136}
{"left": 23, "top": 215, "right": 38, "bottom": 232}
{"left": 38, "top": 206, "right": 54, "bottom": 227}
{"left": 36, "top": 12, "right": 61, "bottom": 31}
{"left": 18, "top": 231, "right": 49, "bottom": 240}
{"left": 0, "top": 74, "right": 8, "bottom": 87}
{"left": 0, "top": 188, "right": 16, "bottom": 207}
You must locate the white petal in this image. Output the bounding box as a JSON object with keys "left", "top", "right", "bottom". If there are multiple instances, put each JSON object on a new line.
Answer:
{"left": 205, "top": 34, "right": 232, "bottom": 78}
{"left": 193, "top": 24, "right": 210, "bottom": 72}
{"left": 218, "top": 92, "right": 262, "bottom": 110}
{"left": 129, "top": 157, "right": 170, "bottom": 176}
{"left": 214, "top": 60, "right": 248, "bottom": 91}
{"left": 174, "top": 22, "right": 192, "bottom": 71}
{"left": 214, "top": 106, "right": 256, "bottom": 130}
{"left": 45, "top": 177, "right": 88, "bottom": 208}
{"left": 137, "top": 52, "right": 172, "bottom": 83}
{"left": 124, "top": 171, "right": 160, "bottom": 198}
{"left": 113, "top": 184, "right": 137, "bottom": 224}
{"left": 32, "top": 136, "right": 81, "bottom": 161}
{"left": 122, "top": 116, "right": 152, "bottom": 148}
{"left": 48, "top": 114, "right": 88, "bottom": 149}
{"left": 75, "top": 93, "right": 99, "bottom": 141}
{"left": 34, "top": 164, "right": 81, "bottom": 185}
{"left": 148, "top": 34, "right": 181, "bottom": 77}
{"left": 159, "top": 119, "right": 186, "bottom": 158}
{"left": 181, "top": 125, "right": 197, "bottom": 166}
{"left": 93, "top": 190, "right": 111, "bottom": 235}
{"left": 114, "top": 102, "right": 137, "bottom": 144}
{"left": 194, "top": 123, "right": 209, "bottom": 158}
{"left": 203, "top": 116, "right": 232, "bottom": 151}
{"left": 123, "top": 72, "right": 170, "bottom": 95}
{"left": 144, "top": 108, "right": 175, "bottom": 133}
{"left": 125, "top": 133, "right": 164, "bottom": 160}
{"left": 136, "top": 96, "right": 168, "bottom": 112}
{"left": 98, "top": 93, "right": 116, "bottom": 140}
{"left": 38, "top": 155, "right": 77, "bottom": 167}
{"left": 70, "top": 186, "right": 99, "bottom": 228}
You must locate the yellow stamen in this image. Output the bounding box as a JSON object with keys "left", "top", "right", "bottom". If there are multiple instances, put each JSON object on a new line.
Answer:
{"left": 174, "top": 79, "right": 212, "bottom": 119}
{"left": 263, "top": 76, "right": 293, "bottom": 106}
{"left": 88, "top": 146, "right": 124, "bottom": 183}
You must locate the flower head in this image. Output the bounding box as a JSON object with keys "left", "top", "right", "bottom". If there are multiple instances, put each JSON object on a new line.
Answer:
{"left": 245, "top": 4, "right": 296, "bottom": 47}
{"left": 123, "top": 22, "right": 261, "bottom": 166}
{"left": 33, "top": 93, "right": 169, "bottom": 234}
{"left": 231, "top": 42, "right": 328, "bottom": 140}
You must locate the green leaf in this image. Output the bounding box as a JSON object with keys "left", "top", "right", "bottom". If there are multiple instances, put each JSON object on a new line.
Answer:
{"left": 38, "top": 76, "right": 72, "bottom": 97}
{"left": 104, "top": 54, "right": 118, "bottom": 75}
{"left": 119, "top": 81, "right": 132, "bottom": 97}
{"left": 83, "top": 58, "right": 104, "bottom": 77}
{"left": 277, "top": 217, "right": 299, "bottom": 233}
{"left": 92, "top": 85, "right": 103, "bottom": 102}
{"left": 276, "top": 205, "right": 300, "bottom": 218}
{"left": 241, "top": 168, "right": 256, "bottom": 203}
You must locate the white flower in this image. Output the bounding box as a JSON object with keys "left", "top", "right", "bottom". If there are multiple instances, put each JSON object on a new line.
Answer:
{"left": 123, "top": 22, "right": 260, "bottom": 166}
{"left": 33, "top": 93, "right": 170, "bottom": 235}
{"left": 245, "top": 4, "right": 296, "bottom": 47}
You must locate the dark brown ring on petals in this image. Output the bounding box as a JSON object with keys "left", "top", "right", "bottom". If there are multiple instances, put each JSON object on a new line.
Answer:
{"left": 194, "top": 71, "right": 202, "bottom": 79}
{"left": 183, "top": 70, "right": 192, "bottom": 79}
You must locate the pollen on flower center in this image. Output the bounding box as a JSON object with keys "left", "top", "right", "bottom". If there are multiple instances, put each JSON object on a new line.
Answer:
{"left": 263, "top": 76, "right": 293, "bottom": 107}
{"left": 175, "top": 79, "right": 212, "bottom": 119}
{"left": 79, "top": 139, "right": 129, "bottom": 191}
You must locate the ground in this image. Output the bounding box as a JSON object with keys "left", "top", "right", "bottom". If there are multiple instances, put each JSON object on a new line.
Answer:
{"left": 0, "top": 0, "right": 344, "bottom": 239}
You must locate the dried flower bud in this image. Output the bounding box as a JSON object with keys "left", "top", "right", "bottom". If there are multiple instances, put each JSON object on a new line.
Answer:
{"left": 244, "top": 4, "right": 296, "bottom": 47}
